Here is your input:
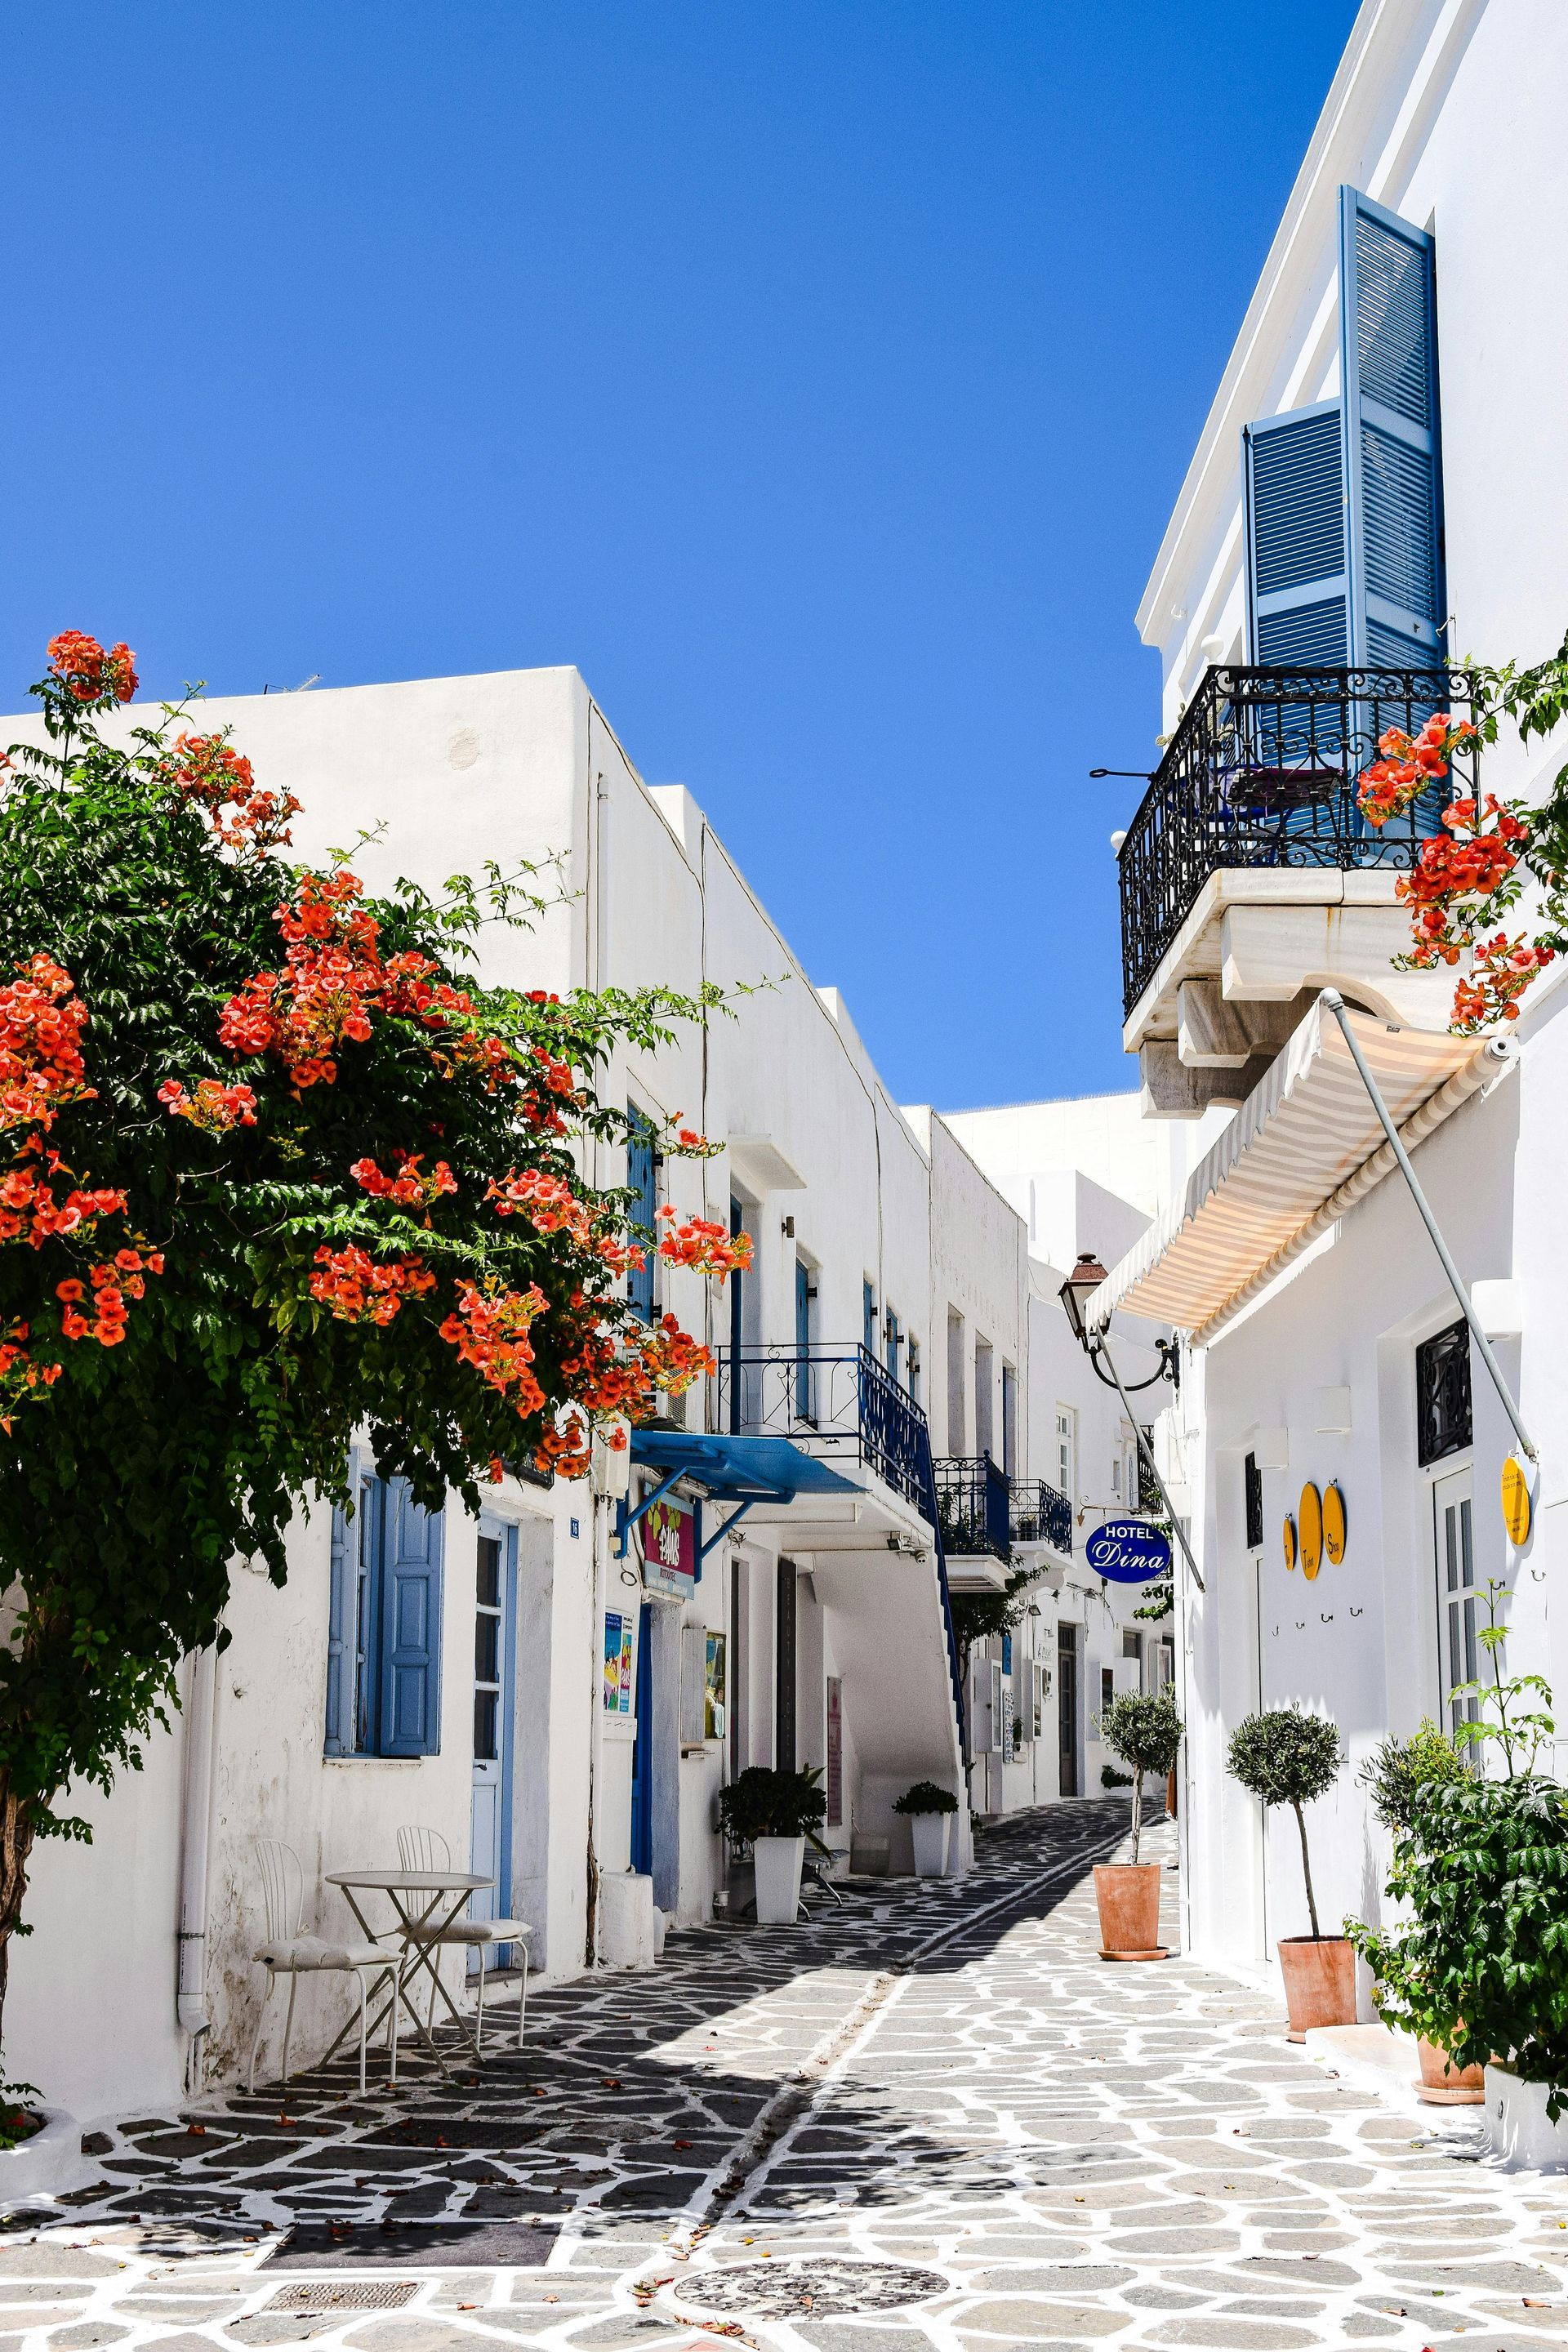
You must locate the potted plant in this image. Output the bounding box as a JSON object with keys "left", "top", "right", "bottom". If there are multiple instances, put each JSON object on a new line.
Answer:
{"left": 1227, "top": 1707, "right": 1350, "bottom": 2038}
{"left": 892, "top": 1780, "right": 960, "bottom": 1878}
{"left": 1093, "top": 1690, "right": 1183, "bottom": 1959}
{"left": 1353, "top": 1720, "right": 1481, "bottom": 2101}
{"left": 718, "top": 1765, "right": 829, "bottom": 1925}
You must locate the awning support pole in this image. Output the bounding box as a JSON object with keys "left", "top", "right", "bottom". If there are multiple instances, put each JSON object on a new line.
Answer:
{"left": 614, "top": 1467, "right": 685, "bottom": 1558}
{"left": 1321, "top": 988, "right": 1536, "bottom": 1464}
{"left": 1093, "top": 1334, "right": 1205, "bottom": 1595}
{"left": 697, "top": 1496, "right": 759, "bottom": 1562}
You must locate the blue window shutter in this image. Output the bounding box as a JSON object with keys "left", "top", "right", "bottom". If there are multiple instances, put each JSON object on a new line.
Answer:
{"left": 1243, "top": 402, "right": 1349, "bottom": 663}
{"left": 627, "top": 1110, "right": 657, "bottom": 1322}
{"left": 380, "top": 1478, "right": 444, "bottom": 1757}
{"left": 1340, "top": 186, "right": 1444, "bottom": 667}
{"left": 862, "top": 1279, "right": 877, "bottom": 1358}
{"left": 325, "top": 1463, "right": 356, "bottom": 1756}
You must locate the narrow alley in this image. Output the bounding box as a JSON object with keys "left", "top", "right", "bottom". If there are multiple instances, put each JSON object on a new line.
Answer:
{"left": 7, "top": 1803, "right": 1567, "bottom": 2352}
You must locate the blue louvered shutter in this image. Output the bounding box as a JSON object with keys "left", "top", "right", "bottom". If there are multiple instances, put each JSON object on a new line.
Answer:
{"left": 627, "top": 1109, "right": 657, "bottom": 1322}
{"left": 1243, "top": 403, "right": 1349, "bottom": 665}
{"left": 324, "top": 1462, "right": 357, "bottom": 1756}
{"left": 379, "top": 1478, "right": 444, "bottom": 1756}
{"left": 1341, "top": 188, "right": 1444, "bottom": 670}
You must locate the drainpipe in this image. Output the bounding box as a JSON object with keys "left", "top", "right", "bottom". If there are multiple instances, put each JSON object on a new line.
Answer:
{"left": 176, "top": 1642, "right": 221, "bottom": 2083}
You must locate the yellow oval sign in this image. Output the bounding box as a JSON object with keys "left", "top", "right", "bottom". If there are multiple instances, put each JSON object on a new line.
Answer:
{"left": 1283, "top": 1514, "right": 1297, "bottom": 1572}
{"left": 1299, "top": 1483, "right": 1323, "bottom": 1580}
{"left": 1502, "top": 1454, "right": 1532, "bottom": 1546}
{"left": 1324, "top": 1481, "right": 1347, "bottom": 1567}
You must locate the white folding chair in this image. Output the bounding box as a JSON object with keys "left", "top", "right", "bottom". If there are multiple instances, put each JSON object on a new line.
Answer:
{"left": 247, "top": 1838, "right": 399, "bottom": 2096}
{"left": 396, "top": 1824, "right": 532, "bottom": 2055}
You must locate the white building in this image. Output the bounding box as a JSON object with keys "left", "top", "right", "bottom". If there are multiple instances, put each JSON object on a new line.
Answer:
{"left": 7, "top": 662, "right": 1149, "bottom": 2118}
{"left": 1085, "top": 0, "right": 1568, "bottom": 1976}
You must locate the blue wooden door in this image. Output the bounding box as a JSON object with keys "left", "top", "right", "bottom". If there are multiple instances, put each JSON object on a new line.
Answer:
{"left": 630, "top": 1602, "right": 653, "bottom": 1876}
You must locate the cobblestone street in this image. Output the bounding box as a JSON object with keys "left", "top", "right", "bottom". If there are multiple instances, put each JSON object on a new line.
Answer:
{"left": 8, "top": 1801, "right": 1568, "bottom": 2352}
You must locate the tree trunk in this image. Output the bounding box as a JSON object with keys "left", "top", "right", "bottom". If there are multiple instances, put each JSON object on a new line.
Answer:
{"left": 1130, "top": 1762, "right": 1143, "bottom": 1865}
{"left": 0, "top": 1781, "right": 36, "bottom": 2069}
{"left": 1291, "top": 1799, "right": 1321, "bottom": 1940}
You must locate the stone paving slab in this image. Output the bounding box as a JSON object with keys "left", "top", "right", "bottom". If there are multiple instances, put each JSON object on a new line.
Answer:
{"left": 5, "top": 1801, "right": 1568, "bottom": 2350}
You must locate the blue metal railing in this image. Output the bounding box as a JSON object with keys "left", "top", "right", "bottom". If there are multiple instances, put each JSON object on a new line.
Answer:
{"left": 933, "top": 1454, "right": 1013, "bottom": 1563}
{"left": 1010, "top": 1479, "right": 1073, "bottom": 1555}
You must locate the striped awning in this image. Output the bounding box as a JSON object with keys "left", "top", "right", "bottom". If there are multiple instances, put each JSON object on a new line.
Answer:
{"left": 1087, "top": 1000, "right": 1507, "bottom": 1345}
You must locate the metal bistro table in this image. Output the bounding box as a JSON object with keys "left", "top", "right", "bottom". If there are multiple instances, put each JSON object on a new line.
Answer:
{"left": 323, "top": 1868, "right": 493, "bottom": 2080}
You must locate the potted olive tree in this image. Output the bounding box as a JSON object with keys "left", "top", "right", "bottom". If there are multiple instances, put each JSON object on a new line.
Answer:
{"left": 718, "top": 1765, "right": 830, "bottom": 1925}
{"left": 1094, "top": 1690, "right": 1183, "bottom": 1958}
{"left": 1227, "top": 1707, "right": 1350, "bottom": 2038}
{"left": 1352, "top": 1721, "right": 1482, "bottom": 2102}
{"left": 893, "top": 1780, "right": 960, "bottom": 1878}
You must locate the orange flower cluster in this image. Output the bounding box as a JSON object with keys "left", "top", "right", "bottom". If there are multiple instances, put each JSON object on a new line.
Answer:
{"left": 163, "top": 733, "right": 301, "bottom": 857}
{"left": 486, "top": 1166, "right": 590, "bottom": 1237}
{"left": 0, "top": 1318, "right": 60, "bottom": 1420}
{"left": 439, "top": 1280, "right": 549, "bottom": 1419}
{"left": 653, "top": 1205, "right": 753, "bottom": 1282}
{"left": 1397, "top": 796, "right": 1528, "bottom": 968}
{"left": 56, "top": 1250, "right": 160, "bottom": 1347}
{"left": 1452, "top": 933, "right": 1556, "bottom": 1034}
{"left": 1356, "top": 712, "right": 1477, "bottom": 827}
{"left": 158, "top": 1076, "right": 258, "bottom": 1131}
{"left": 309, "top": 1245, "right": 438, "bottom": 1325}
{"left": 350, "top": 1153, "right": 457, "bottom": 1208}
{"left": 46, "top": 630, "right": 137, "bottom": 706}
{"left": 0, "top": 956, "right": 93, "bottom": 1133}
{"left": 671, "top": 1123, "right": 723, "bottom": 1158}
{"left": 0, "top": 1160, "right": 127, "bottom": 1249}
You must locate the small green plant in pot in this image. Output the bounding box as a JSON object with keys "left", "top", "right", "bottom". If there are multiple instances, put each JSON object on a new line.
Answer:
{"left": 1093, "top": 1689, "right": 1183, "bottom": 1959}
{"left": 893, "top": 1780, "right": 959, "bottom": 1879}
{"left": 1227, "top": 1707, "right": 1349, "bottom": 2038}
{"left": 1352, "top": 1721, "right": 1483, "bottom": 2100}
{"left": 718, "top": 1766, "right": 829, "bottom": 1925}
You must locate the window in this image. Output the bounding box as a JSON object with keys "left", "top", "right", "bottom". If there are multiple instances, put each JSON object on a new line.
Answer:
{"left": 728, "top": 1197, "right": 745, "bottom": 1362}
{"left": 947, "top": 1311, "right": 966, "bottom": 1451}
{"left": 795, "top": 1256, "right": 816, "bottom": 1422}
{"left": 1100, "top": 1666, "right": 1116, "bottom": 1719}
{"left": 626, "top": 1107, "right": 658, "bottom": 1322}
{"left": 474, "top": 1533, "right": 501, "bottom": 1762}
{"left": 327, "top": 1468, "right": 445, "bottom": 1757}
{"left": 906, "top": 1336, "right": 921, "bottom": 1405}
{"left": 863, "top": 1279, "right": 878, "bottom": 1359}
{"left": 1245, "top": 1451, "right": 1264, "bottom": 1552}
{"left": 1122, "top": 1628, "right": 1142, "bottom": 1664}
{"left": 1001, "top": 1364, "right": 1018, "bottom": 1478}
{"left": 1434, "top": 1470, "right": 1478, "bottom": 1740}
{"left": 974, "top": 1339, "right": 994, "bottom": 1459}
{"left": 1055, "top": 1409, "right": 1075, "bottom": 1500}
{"left": 884, "top": 1307, "right": 902, "bottom": 1383}
{"left": 1417, "top": 1319, "right": 1472, "bottom": 1466}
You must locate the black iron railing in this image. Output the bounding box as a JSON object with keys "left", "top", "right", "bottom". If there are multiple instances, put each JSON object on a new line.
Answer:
{"left": 718, "top": 1343, "right": 929, "bottom": 1512}
{"left": 1009, "top": 1479, "right": 1073, "bottom": 1555}
{"left": 933, "top": 1454, "right": 1012, "bottom": 1562}
{"left": 1118, "top": 664, "right": 1481, "bottom": 1015}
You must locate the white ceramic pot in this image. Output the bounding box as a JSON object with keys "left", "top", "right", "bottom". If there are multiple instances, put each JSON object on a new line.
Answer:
{"left": 0, "top": 2108, "right": 83, "bottom": 2202}
{"left": 910, "top": 1811, "right": 951, "bottom": 1878}
{"left": 1486, "top": 2065, "right": 1568, "bottom": 2169}
{"left": 753, "top": 1835, "right": 805, "bottom": 1924}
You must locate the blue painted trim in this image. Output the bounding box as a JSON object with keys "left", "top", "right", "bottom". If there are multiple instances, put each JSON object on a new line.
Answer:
{"left": 698, "top": 1497, "right": 755, "bottom": 1561}
{"left": 630, "top": 1601, "right": 653, "bottom": 1877}
{"left": 1339, "top": 184, "right": 1445, "bottom": 666}
{"left": 498, "top": 1520, "right": 518, "bottom": 1965}
{"left": 615, "top": 1467, "right": 685, "bottom": 1557}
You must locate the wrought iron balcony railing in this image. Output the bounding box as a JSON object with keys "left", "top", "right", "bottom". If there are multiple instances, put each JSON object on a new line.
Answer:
{"left": 1118, "top": 664, "right": 1481, "bottom": 1015}
{"left": 1009, "top": 1479, "right": 1073, "bottom": 1556}
{"left": 933, "top": 1454, "right": 1012, "bottom": 1563}
{"left": 717, "top": 1343, "right": 929, "bottom": 1512}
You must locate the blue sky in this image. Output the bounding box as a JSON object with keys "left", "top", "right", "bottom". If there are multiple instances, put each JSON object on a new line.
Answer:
{"left": 2, "top": 1, "right": 1358, "bottom": 1106}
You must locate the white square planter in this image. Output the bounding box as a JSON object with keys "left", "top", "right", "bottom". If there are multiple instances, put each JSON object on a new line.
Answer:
{"left": 753, "top": 1836, "right": 805, "bottom": 1924}
{"left": 1486, "top": 2065, "right": 1568, "bottom": 2168}
{"left": 910, "top": 1811, "right": 951, "bottom": 1878}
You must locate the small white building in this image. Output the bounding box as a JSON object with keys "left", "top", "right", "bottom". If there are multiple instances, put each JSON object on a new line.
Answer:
{"left": 1087, "top": 0, "right": 1568, "bottom": 1976}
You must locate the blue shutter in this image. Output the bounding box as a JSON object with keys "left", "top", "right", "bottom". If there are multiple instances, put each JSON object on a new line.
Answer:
{"left": 1340, "top": 186, "right": 1444, "bottom": 669}
{"left": 325, "top": 1463, "right": 356, "bottom": 1756}
{"left": 1243, "top": 402, "right": 1348, "bottom": 665}
{"left": 627, "top": 1110, "right": 657, "bottom": 1322}
{"left": 862, "top": 1279, "right": 877, "bottom": 1358}
{"left": 380, "top": 1478, "right": 444, "bottom": 1757}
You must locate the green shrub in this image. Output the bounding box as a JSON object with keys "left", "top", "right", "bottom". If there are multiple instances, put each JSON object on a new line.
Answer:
{"left": 718, "top": 1765, "right": 829, "bottom": 1852}
{"left": 892, "top": 1780, "right": 959, "bottom": 1816}
{"left": 1357, "top": 1718, "right": 1467, "bottom": 1831}
{"left": 1227, "top": 1708, "right": 1342, "bottom": 1938}
{"left": 1096, "top": 1688, "right": 1183, "bottom": 1862}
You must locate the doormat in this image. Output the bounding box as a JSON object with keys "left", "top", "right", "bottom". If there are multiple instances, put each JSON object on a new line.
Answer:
{"left": 675, "top": 2260, "right": 947, "bottom": 2318}
{"left": 263, "top": 2219, "right": 559, "bottom": 2269}
{"left": 262, "top": 2283, "right": 418, "bottom": 2314}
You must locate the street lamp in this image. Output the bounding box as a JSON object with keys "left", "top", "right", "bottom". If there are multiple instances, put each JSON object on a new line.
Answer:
{"left": 1058, "top": 1247, "right": 1202, "bottom": 1592}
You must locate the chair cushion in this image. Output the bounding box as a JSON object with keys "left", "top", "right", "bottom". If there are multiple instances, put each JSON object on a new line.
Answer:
{"left": 403, "top": 1918, "right": 532, "bottom": 1946}
{"left": 255, "top": 1935, "right": 397, "bottom": 1972}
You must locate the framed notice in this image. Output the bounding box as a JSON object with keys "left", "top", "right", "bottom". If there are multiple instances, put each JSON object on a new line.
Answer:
{"left": 641, "top": 1486, "right": 696, "bottom": 1602}
{"left": 603, "top": 1610, "right": 634, "bottom": 1714}
{"left": 826, "top": 1675, "right": 843, "bottom": 1825}
{"left": 704, "top": 1631, "right": 727, "bottom": 1740}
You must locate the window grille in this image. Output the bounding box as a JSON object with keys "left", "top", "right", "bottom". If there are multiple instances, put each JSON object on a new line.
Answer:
{"left": 1244, "top": 1451, "right": 1263, "bottom": 1552}
{"left": 1417, "top": 1318, "right": 1472, "bottom": 1466}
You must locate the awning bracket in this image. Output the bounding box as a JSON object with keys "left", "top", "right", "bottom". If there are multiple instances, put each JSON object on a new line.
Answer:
{"left": 1321, "top": 988, "right": 1537, "bottom": 1465}
{"left": 697, "top": 1496, "right": 758, "bottom": 1561}
{"left": 614, "top": 1466, "right": 686, "bottom": 1558}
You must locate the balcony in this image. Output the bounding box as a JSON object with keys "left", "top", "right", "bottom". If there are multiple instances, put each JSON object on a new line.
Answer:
{"left": 1117, "top": 665, "right": 1480, "bottom": 1114}
{"left": 933, "top": 1455, "right": 1011, "bottom": 1565}
{"left": 1009, "top": 1479, "right": 1073, "bottom": 1557}
{"left": 718, "top": 1343, "right": 929, "bottom": 1517}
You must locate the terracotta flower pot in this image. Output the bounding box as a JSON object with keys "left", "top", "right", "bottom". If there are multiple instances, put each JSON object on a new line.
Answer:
{"left": 1094, "top": 1862, "right": 1166, "bottom": 1961}
{"left": 1276, "top": 1935, "right": 1356, "bottom": 2041}
{"left": 1416, "top": 2034, "right": 1486, "bottom": 2105}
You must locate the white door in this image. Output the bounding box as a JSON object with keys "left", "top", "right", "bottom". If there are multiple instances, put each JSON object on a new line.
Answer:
{"left": 470, "top": 1526, "right": 508, "bottom": 1954}
{"left": 1433, "top": 1468, "right": 1478, "bottom": 1735}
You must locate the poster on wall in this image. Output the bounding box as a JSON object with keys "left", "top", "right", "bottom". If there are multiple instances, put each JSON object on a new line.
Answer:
{"left": 641, "top": 1486, "right": 697, "bottom": 1601}
{"left": 603, "top": 1610, "right": 634, "bottom": 1713}
{"left": 826, "top": 1675, "right": 844, "bottom": 1825}
{"left": 704, "top": 1631, "right": 727, "bottom": 1740}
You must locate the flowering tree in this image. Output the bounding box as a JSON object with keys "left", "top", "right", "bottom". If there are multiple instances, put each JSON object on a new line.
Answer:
{"left": 1356, "top": 631, "right": 1568, "bottom": 1031}
{"left": 0, "top": 633, "right": 749, "bottom": 2045}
